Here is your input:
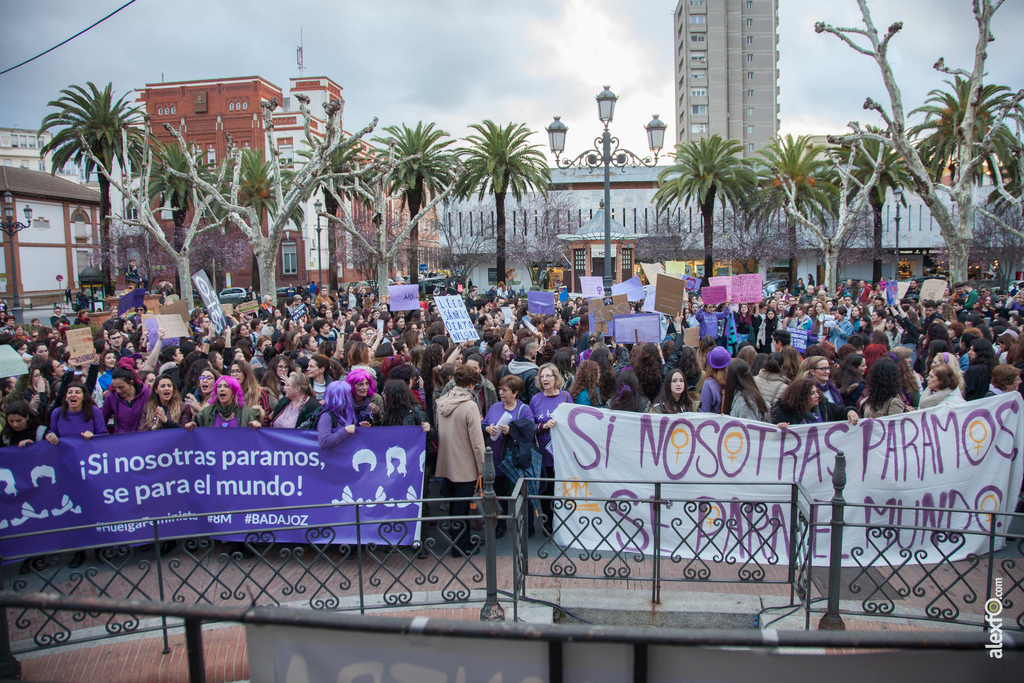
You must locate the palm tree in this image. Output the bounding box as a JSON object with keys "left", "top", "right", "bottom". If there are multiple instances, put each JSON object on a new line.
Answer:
{"left": 456, "top": 121, "right": 550, "bottom": 285}
{"left": 654, "top": 135, "right": 755, "bottom": 281}
{"left": 755, "top": 134, "right": 837, "bottom": 287}
{"left": 39, "top": 82, "right": 141, "bottom": 293}
{"left": 836, "top": 128, "right": 912, "bottom": 282}
{"left": 373, "top": 122, "right": 455, "bottom": 284}
{"left": 910, "top": 76, "right": 1024, "bottom": 186}
{"left": 149, "top": 142, "right": 206, "bottom": 252}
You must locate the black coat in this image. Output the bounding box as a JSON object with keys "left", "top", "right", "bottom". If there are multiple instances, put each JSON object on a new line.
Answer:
{"left": 772, "top": 400, "right": 851, "bottom": 426}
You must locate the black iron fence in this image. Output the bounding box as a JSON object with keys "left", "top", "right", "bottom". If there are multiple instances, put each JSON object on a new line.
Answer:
{"left": 2, "top": 451, "right": 1022, "bottom": 665}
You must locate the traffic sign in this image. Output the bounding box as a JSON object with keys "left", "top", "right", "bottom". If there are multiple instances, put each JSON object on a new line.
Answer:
{"left": 419, "top": 263, "right": 427, "bottom": 273}
{"left": 56, "top": 274, "right": 64, "bottom": 282}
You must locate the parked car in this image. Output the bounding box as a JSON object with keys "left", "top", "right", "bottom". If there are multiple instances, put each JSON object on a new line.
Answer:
{"left": 219, "top": 287, "right": 247, "bottom": 305}
{"left": 763, "top": 279, "right": 787, "bottom": 296}
{"left": 276, "top": 286, "right": 296, "bottom": 300}
{"left": 419, "top": 276, "right": 448, "bottom": 296}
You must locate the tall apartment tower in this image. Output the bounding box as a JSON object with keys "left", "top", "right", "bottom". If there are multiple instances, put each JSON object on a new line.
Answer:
{"left": 673, "top": 0, "right": 779, "bottom": 157}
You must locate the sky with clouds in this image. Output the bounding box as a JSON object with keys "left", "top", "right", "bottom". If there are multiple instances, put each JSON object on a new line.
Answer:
{"left": 1, "top": 0, "right": 1021, "bottom": 162}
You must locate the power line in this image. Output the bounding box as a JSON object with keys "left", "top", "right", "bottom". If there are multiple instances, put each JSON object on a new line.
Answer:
{"left": 0, "top": 0, "right": 139, "bottom": 76}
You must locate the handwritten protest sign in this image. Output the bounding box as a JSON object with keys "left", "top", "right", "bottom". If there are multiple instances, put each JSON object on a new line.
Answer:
{"left": 236, "top": 300, "right": 259, "bottom": 316}
{"left": 612, "top": 314, "right": 661, "bottom": 344}
{"left": 155, "top": 314, "right": 190, "bottom": 339}
{"left": 708, "top": 275, "right": 733, "bottom": 301}
{"left": 192, "top": 270, "right": 228, "bottom": 334}
{"left": 732, "top": 273, "right": 763, "bottom": 303}
{"left": 897, "top": 281, "right": 911, "bottom": 300}
{"left": 159, "top": 300, "right": 191, "bottom": 326}
{"left": 501, "top": 307, "right": 513, "bottom": 325}
{"left": 222, "top": 303, "right": 234, "bottom": 317}
{"left": 589, "top": 294, "right": 629, "bottom": 336}
{"left": 702, "top": 285, "right": 729, "bottom": 306}
{"left": 388, "top": 284, "right": 420, "bottom": 311}
{"left": 579, "top": 276, "right": 604, "bottom": 298}
{"left": 787, "top": 327, "right": 808, "bottom": 352}
{"left": 653, "top": 275, "right": 687, "bottom": 316}
{"left": 919, "top": 278, "right": 947, "bottom": 302}
{"left": 144, "top": 317, "right": 179, "bottom": 353}
{"left": 640, "top": 262, "right": 664, "bottom": 286}
{"left": 683, "top": 275, "right": 701, "bottom": 293}
{"left": 436, "top": 295, "right": 479, "bottom": 342}
{"left": 550, "top": 393, "right": 1024, "bottom": 566}
{"left": 66, "top": 327, "right": 97, "bottom": 365}
{"left": 289, "top": 303, "right": 308, "bottom": 321}
{"left": 611, "top": 276, "right": 645, "bottom": 302}
{"left": 527, "top": 290, "right": 555, "bottom": 314}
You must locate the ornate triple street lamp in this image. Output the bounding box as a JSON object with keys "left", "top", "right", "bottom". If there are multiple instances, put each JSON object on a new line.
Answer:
{"left": 313, "top": 199, "right": 324, "bottom": 292}
{"left": 547, "top": 86, "right": 667, "bottom": 294}
{"left": 1, "top": 192, "right": 33, "bottom": 323}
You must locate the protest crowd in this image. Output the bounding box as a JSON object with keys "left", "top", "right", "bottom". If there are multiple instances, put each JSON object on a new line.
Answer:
{"left": 2, "top": 272, "right": 1024, "bottom": 561}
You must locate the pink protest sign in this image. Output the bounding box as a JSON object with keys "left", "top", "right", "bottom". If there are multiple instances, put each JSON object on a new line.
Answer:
{"left": 702, "top": 285, "right": 729, "bottom": 306}
{"left": 708, "top": 276, "right": 732, "bottom": 301}
{"left": 388, "top": 284, "right": 421, "bottom": 311}
{"left": 732, "top": 273, "right": 763, "bottom": 303}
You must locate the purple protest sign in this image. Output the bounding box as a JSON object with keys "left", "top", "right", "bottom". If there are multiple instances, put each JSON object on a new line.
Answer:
{"left": 612, "top": 314, "right": 661, "bottom": 344}
{"left": 527, "top": 290, "right": 555, "bottom": 314}
{"left": 702, "top": 285, "right": 728, "bottom": 305}
{"left": 683, "top": 276, "right": 701, "bottom": 293}
{"left": 611, "top": 276, "right": 645, "bottom": 302}
{"left": 117, "top": 288, "right": 146, "bottom": 315}
{"left": 143, "top": 317, "right": 179, "bottom": 353}
{"left": 0, "top": 426, "right": 425, "bottom": 558}
{"left": 388, "top": 284, "right": 421, "bottom": 311}
{"left": 787, "top": 327, "right": 808, "bottom": 352}
{"left": 886, "top": 281, "right": 899, "bottom": 306}
{"left": 732, "top": 273, "right": 763, "bottom": 303}
{"left": 579, "top": 276, "right": 604, "bottom": 298}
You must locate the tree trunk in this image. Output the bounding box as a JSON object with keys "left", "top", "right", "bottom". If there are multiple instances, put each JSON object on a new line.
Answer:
{"left": 176, "top": 249, "right": 194, "bottom": 305}
{"left": 871, "top": 193, "right": 883, "bottom": 283}
{"left": 787, "top": 216, "right": 797, "bottom": 289}
{"left": 496, "top": 190, "right": 508, "bottom": 284}
{"left": 701, "top": 189, "right": 716, "bottom": 284}
{"left": 374, "top": 213, "right": 389, "bottom": 296}
{"left": 408, "top": 185, "right": 423, "bottom": 284}
{"left": 98, "top": 175, "right": 114, "bottom": 295}
{"left": 257, "top": 249, "right": 278, "bottom": 301}
{"left": 822, "top": 243, "right": 839, "bottom": 297}
{"left": 947, "top": 233, "right": 971, "bottom": 285}
{"left": 324, "top": 191, "right": 339, "bottom": 293}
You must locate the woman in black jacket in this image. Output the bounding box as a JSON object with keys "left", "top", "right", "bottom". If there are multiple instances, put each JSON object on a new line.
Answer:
{"left": 772, "top": 377, "right": 859, "bottom": 428}
{"left": 268, "top": 372, "right": 322, "bottom": 429}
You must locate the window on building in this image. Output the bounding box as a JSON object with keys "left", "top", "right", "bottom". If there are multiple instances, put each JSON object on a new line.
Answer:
{"left": 690, "top": 0, "right": 705, "bottom": 5}
{"left": 207, "top": 148, "right": 215, "bottom": 164}
{"left": 748, "top": 143, "right": 755, "bottom": 151}
{"left": 747, "top": 125, "right": 755, "bottom": 134}
{"left": 690, "top": 15, "right": 705, "bottom": 23}
{"left": 27, "top": 136, "right": 35, "bottom": 148}
{"left": 747, "top": 54, "right": 754, "bottom": 62}
{"left": 693, "top": 70, "right": 707, "bottom": 80}
{"left": 282, "top": 242, "right": 297, "bottom": 275}
{"left": 158, "top": 107, "right": 163, "bottom": 115}
{"left": 691, "top": 88, "right": 707, "bottom": 98}
{"left": 229, "top": 102, "right": 235, "bottom": 111}
{"left": 20, "top": 161, "right": 28, "bottom": 169}
{"left": 38, "top": 161, "right": 45, "bottom": 172}
{"left": 691, "top": 54, "right": 706, "bottom": 63}
{"left": 280, "top": 145, "right": 294, "bottom": 164}
{"left": 691, "top": 33, "right": 705, "bottom": 43}
{"left": 242, "top": 101, "right": 247, "bottom": 110}
{"left": 171, "top": 106, "right": 176, "bottom": 114}
{"left": 747, "top": 72, "right": 754, "bottom": 80}
{"left": 3, "top": 160, "right": 10, "bottom": 166}
{"left": 748, "top": 107, "right": 755, "bottom": 115}
{"left": 747, "top": 89, "right": 755, "bottom": 97}
{"left": 20, "top": 136, "right": 27, "bottom": 148}
{"left": 691, "top": 105, "right": 707, "bottom": 115}
{"left": 621, "top": 247, "right": 632, "bottom": 282}
{"left": 746, "top": 0, "right": 753, "bottom": 7}
{"left": 574, "top": 248, "right": 586, "bottom": 276}
{"left": 691, "top": 123, "right": 708, "bottom": 134}
{"left": 746, "top": 18, "right": 753, "bottom": 26}
{"left": 746, "top": 36, "right": 753, "bottom": 44}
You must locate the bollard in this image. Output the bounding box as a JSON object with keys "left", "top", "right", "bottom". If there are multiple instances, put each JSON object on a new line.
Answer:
{"left": 0, "top": 556, "right": 22, "bottom": 680}
{"left": 479, "top": 447, "right": 505, "bottom": 622}
{"left": 818, "top": 450, "right": 847, "bottom": 631}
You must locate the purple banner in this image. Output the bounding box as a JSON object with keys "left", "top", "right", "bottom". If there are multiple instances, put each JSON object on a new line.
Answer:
{"left": 117, "top": 288, "right": 146, "bottom": 315}
{"left": 527, "top": 290, "right": 555, "bottom": 314}
{"left": 0, "top": 426, "right": 425, "bottom": 558}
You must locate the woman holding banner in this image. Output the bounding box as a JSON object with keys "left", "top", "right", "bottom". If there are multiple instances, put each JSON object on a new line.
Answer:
{"left": 138, "top": 375, "right": 192, "bottom": 430}
{"left": 187, "top": 376, "right": 261, "bottom": 429}
{"left": 346, "top": 367, "right": 383, "bottom": 427}
{"left": 771, "top": 377, "right": 859, "bottom": 428}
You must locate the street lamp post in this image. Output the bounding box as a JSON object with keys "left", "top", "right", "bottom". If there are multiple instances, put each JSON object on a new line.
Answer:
{"left": 1, "top": 192, "right": 33, "bottom": 324}
{"left": 547, "top": 87, "right": 667, "bottom": 295}
{"left": 892, "top": 186, "right": 903, "bottom": 280}
{"left": 314, "top": 199, "right": 324, "bottom": 293}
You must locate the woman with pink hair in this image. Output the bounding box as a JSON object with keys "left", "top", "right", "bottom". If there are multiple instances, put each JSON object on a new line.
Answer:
{"left": 186, "top": 376, "right": 262, "bottom": 429}
{"left": 345, "top": 367, "right": 384, "bottom": 426}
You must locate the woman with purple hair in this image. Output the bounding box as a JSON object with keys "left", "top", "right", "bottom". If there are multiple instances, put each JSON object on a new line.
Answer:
{"left": 186, "top": 376, "right": 262, "bottom": 429}
{"left": 317, "top": 381, "right": 358, "bottom": 449}
{"left": 345, "top": 366, "right": 384, "bottom": 427}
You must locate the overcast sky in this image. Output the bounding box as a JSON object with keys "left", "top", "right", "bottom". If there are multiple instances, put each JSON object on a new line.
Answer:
{"left": 1, "top": 0, "right": 1021, "bottom": 162}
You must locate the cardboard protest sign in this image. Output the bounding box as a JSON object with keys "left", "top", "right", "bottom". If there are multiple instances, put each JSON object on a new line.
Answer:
{"left": 702, "top": 285, "right": 729, "bottom": 306}
{"left": 388, "top": 284, "right": 420, "bottom": 311}
{"left": 191, "top": 270, "right": 228, "bottom": 334}
{"left": 897, "top": 282, "right": 911, "bottom": 300}
{"left": 235, "top": 300, "right": 259, "bottom": 316}
{"left": 579, "top": 276, "right": 604, "bottom": 298}
{"left": 787, "top": 327, "right": 808, "bottom": 352}
{"left": 527, "top": 290, "right": 555, "bottom": 314}
{"left": 653, "top": 275, "right": 687, "bottom": 316}
{"left": 66, "top": 327, "right": 97, "bottom": 366}
{"left": 611, "top": 276, "right": 646, "bottom": 302}
{"left": 886, "top": 281, "right": 899, "bottom": 306}
{"left": 290, "top": 303, "right": 308, "bottom": 321}
{"left": 159, "top": 300, "right": 191, "bottom": 326}
{"left": 588, "top": 294, "right": 629, "bottom": 336}
{"left": 222, "top": 303, "right": 234, "bottom": 317}
{"left": 117, "top": 288, "right": 146, "bottom": 316}
{"left": 641, "top": 288, "right": 657, "bottom": 313}
{"left": 154, "top": 314, "right": 190, "bottom": 339}
{"left": 919, "top": 279, "right": 947, "bottom": 302}
{"left": 435, "top": 295, "right": 479, "bottom": 343}
{"left": 612, "top": 314, "right": 661, "bottom": 344}
{"left": 732, "top": 273, "right": 763, "bottom": 303}
{"left": 684, "top": 326, "right": 700, "bottom": 348}
{"left": 0, "top": 346, "right": 27, "bottom": 379}
{"left": 683, "top": 275, "right": 701, "bottom": 293}
{"left": 640, "top": 262, "right": 664, "bottom": 286}
{"left": 144, "top": 317, "right": 179, "bottom": 353}
{"left": 708, "top": 276, "right": 733, "bottom": 301}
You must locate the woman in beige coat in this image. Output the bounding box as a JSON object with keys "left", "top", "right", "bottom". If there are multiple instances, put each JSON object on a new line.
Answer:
{"left": 435, "top": 364, "right": 486, "bottom": 556}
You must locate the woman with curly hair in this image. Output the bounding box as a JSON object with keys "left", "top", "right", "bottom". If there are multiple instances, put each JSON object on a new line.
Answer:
{"left": 919, "top": 364, "right": 965, "bottom": 409}
{"left": 632, "top": 343, "right": 664, "bottom": 404}
{"left": 187, "top": 376, "right": 262, "bottom": 429}
{"left": 570, "top": 359, "right": 602, "bottom": 406}
{"left": 772, "top": 377, "right": 860, "bottom": 428}
{"left": 382, "top": 379, "right": 432, "bottom": 433}
{"left": 652, "top": 368, "right": 691, "bottom": 414}
{"left": 858, "top": 357, "right": 908, "bottom": 417}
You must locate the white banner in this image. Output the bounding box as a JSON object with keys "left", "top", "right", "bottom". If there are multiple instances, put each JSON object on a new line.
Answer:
{"left": 550, "top": 394, "right": 1024, "bottom": 565}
